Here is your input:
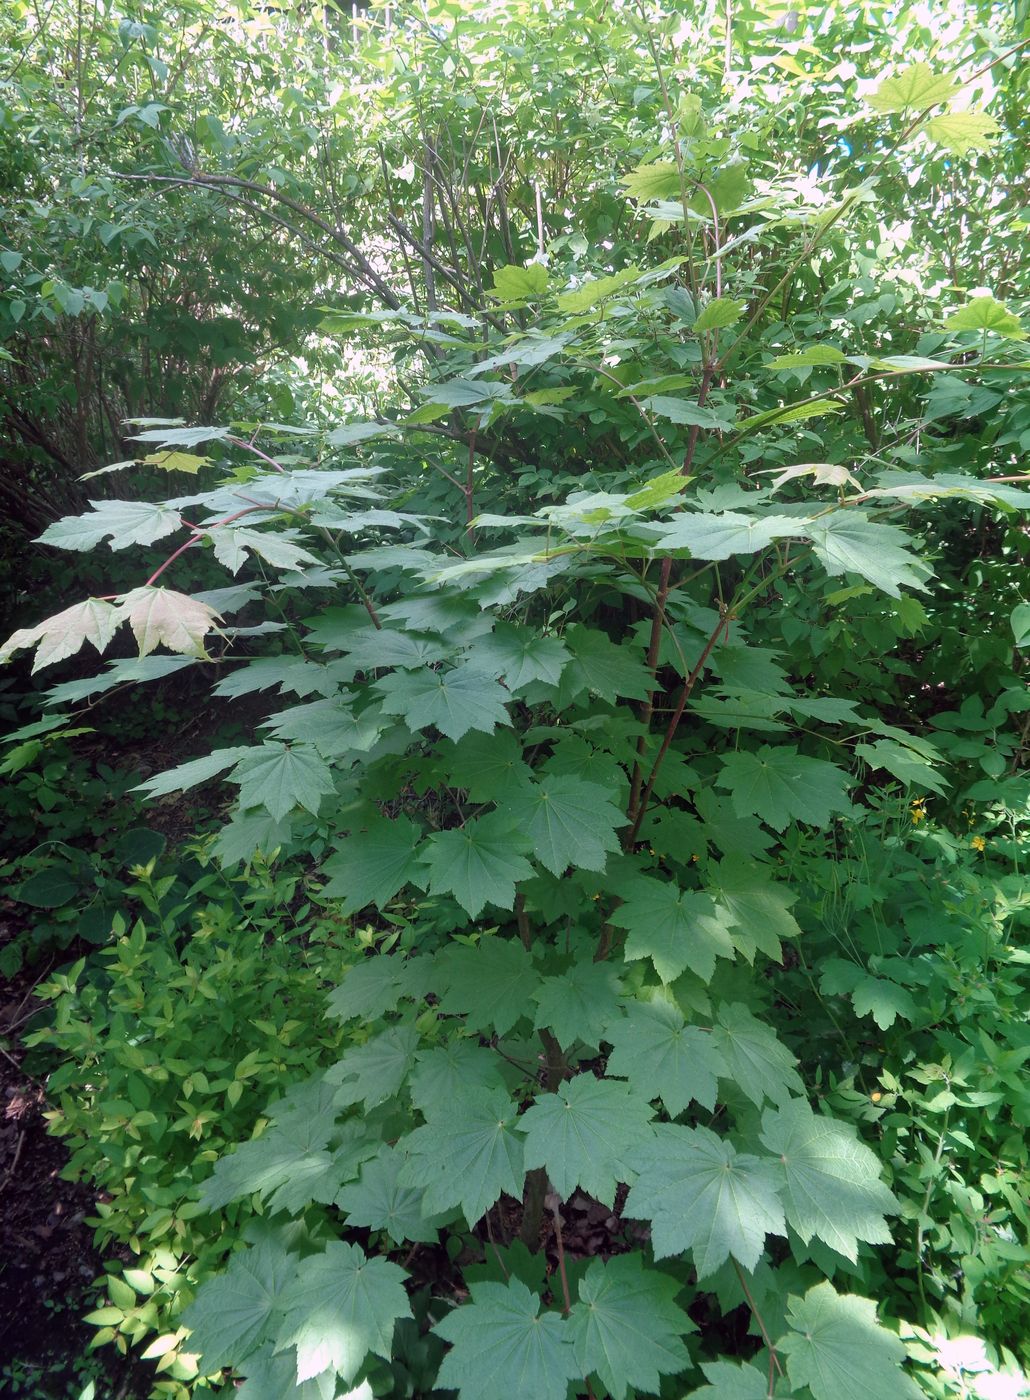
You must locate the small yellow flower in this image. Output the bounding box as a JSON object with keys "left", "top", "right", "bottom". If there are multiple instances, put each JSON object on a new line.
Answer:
{"left": 870, "top": 1091, "right": 882, "bottom": 1104}
{"left": 971, "top": 834, "right": 986, "bottom": 852}
{"left": 910, "top": 799, "right": 926, "bottom": 825}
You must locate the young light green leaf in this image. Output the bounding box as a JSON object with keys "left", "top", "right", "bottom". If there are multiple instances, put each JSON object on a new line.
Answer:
{"left": 375, "top": 664, "right": 511, "bottom": 742}
{"left": 626, "top": 1124, "right": 785, "bottom": 1276}
{"left": 211, "top": 526, "right": 320, "bottom": 575}
{"left": 717, "top": 746, "right": 852, "bottom": 830}
{"left": 711, "top": 1003, "right": 804, "bottom": 1108}
{"left": 498, "top": 774, "right": 626, "bottom": 876}
{"left": 434, "top": 1278, "right": 579, "bottom": 1400}
{"left": 612, "top": 880, "right": 734, "bottom": 983}
{"left": 491, "top": 263, "right": 548, "bottom": 300}
{"left": 778, "top": 1282, "right": 921, "bottom": 1400}
{"left": 182, "top": 1239, "right": 295, "bottom": 1374}
{"left": 605, "top": 999, "right": 728, "bottom": 1115}
{"left": 276, "top": 1241, "right": 411, "bottom": 1384}
{"left": 520, "top": 1074, "right": 655, "bottom": 1207}
{"left": 434, "top": 938, "right": 539, "bottom": 1036}
{"left": 532, "top": 962, "right": 623, "bottom": 1049}
{"left": 419, "top": 815, "right": 534, "bottom": 918}
{"left": 569, "top": 1255, "right": 694, "bottom": 1400}
{"left": 759, "top": 1100, "right": 898, "bottom": 1260}
{"left": 0, "top": 598, "right": 121, "bottom": 672}
{"left": 867, "top": 63, "right": 959, "bottom": 114}
{"left": 232, "top": 743, "right": 335, "bottom": 820}
{"left": 399, "top": 1086, "right": 526, "bottom": 1225}
{"left": 943, "top": 295, "right": 1025, "bottom": 340}
{"left": 925, "top": 111, "right": 999, "bottom": 154}
{"left": 766, "top": 346, "right": 848, "bottom": 370}
{"left": 320, "top": 816, "right": 424, "bottom": 914}
{"left": 693, "top": 297, "right": 745, "bottom": 333}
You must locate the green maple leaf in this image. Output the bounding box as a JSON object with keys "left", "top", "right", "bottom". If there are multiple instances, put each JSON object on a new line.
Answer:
{"left": 433, "top": 1278, "right": 579, "bottom": 1400}
{"left": 37, "top": 498, "right": 183, "bottom": 551}
{"left": 464, "top": 622, "right": 571, "bottom": 691}
{"left": 325, "top": 1026, "right": 420, "bottom": 1109}
{"left": 200, "top": 1101, "right": 340, "bottom": 1214}
{"left": 759, "top": 1100, "right": 897, "bottom": 1260}
{"left": 708, "top": 858, "right": 801, "bottom": 962}
{"left": 569, "top": 1254, "right": 694, "bottom": 1399}
{"left": 398, "top": 1086, "right": 525, "bottom": 1225}
{"left": 434, "top": 938, "right": 540, "bottom": 1035}
{"left": 657, "top": 512, "right": 800, "bottom": 560}
{"left": 605, "top": 999, "right": 728, "bottom": 1115}
{"left": 806, "top": 512, "right": 926, "bottom": 598}
{"left": 855, "top": 738, "right": 948, "bottom": 795}
{"left": 338, "top": 625, "right": 447, "bottom": 671}
{"left": 419, "top": 815, "right": 534, "bottom": 917}
{"left": 520, "top": 1074, "right": 655, "bottom": 1207}
{"left": 532, "top": 962, "right": 623, "bottom": 1049}
{"left": 263, "top": 699, "right": 384, "bottom": 759}
{"left": 134, "top": 746, "right": 252, "bottom": 799}
{"left": 499, "top": 774, "right": 626, "bottom": 875}
{"left": 275, "top": 1241, "right": 411, "bottom": 1383}
{"left": 121, "top": 586, "right": 221, "bottom": 659}
{"left": 691, "top": 1360, "right": 770, "bottom": 1398}
{"left": 326, "top": 954, "right": 429, "bottom": 1022}
{"left": 558, "top": 623, "right": 650, "bottom": 704}
{"left": 232, "top": 743, "right": 335, "bottom": 821}
{"left": 778, "top": 1282, "right": 922, "bottom": 1400}
{"left": 321, "top": 816, "right": 424, "bottom": 914}
{"left": 612, "top": 879, "right": 734, "bottom": 983}
{"left": 711, "top": 1003, "right": 803, "bottom": 1108}
{"left": 445, "top": 730, "right": 534, "bottom": 801}
{"left": 625, "top": 1124, "right": 785, "bottom": 1276}
{"left": 408, "top": 1042, "right": 507, "bottom": 1116}
{"left": 944, "top": 294, "right": 1025, "bottom": 340}
{"left": 336, "top": 1145, "right": 449, "bottom": 1244}
{"left": 717, "top": 745, "right": 852, "bottom": 830}
{"left": 233, "top": 1345, "right": 338, "bottom": 1400}
{"left": 182, "top": 1238, "right": 295, "bottom": 1374}
{"left": 375, "top": 663, "right": 511, "bottom": 741}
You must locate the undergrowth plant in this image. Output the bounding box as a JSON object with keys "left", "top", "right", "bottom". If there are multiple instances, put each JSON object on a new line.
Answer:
{"left": 3, "top": 18, "right": 1029, "bottom": 1400}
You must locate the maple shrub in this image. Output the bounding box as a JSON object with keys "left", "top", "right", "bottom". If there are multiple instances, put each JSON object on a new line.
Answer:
{"left": 3, "top": 9, "right": 1030, "bottom": 1400}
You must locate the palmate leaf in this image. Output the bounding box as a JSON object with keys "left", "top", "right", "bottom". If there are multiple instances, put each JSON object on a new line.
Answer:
{"left": 321, "top": 816, "right": 424, "bottom": 914}
{"left": 612, "top": 880, "right": 734, "bottom": 983}
{"left": 532, "top": 962, "right": 623, "bottom": 1049}
{"left": 690, "top": 1360, "right": 770, "bottom": 1399}
{"left": 717, "top": 746, "right": 852, "bottom": 831}
{"left": 867, "top": 61, "right": 959, "bottom": 113}
{"left": 558, "top": 624, "right": 650, "bottom": 704}
{"left": 0, "top": 598, "right": 121, "bottom": 672}
{"left": 182, "top": 1238, "right": 295, "bottom": 1374}
{"left": 121, "top": 586, "right": 222, "bottom": 659}
{"left": 398, "top": 1086, "right": 525, "bottom": 1226}
{"left": 569, "top": 1255, "right": 694, "bottom": 1400}
{"left": 326, "top": 1026, "right": 420, "bottom": 1110}
{"left": 464, "top": 622, "right": 571, "bottom": 691}
{"left": 806, "top": 512, "right": 926, "bottom": 597}
{"left": 326, "top": 954, "right": 429, "bottom": 1022}
{"left": 778, "top": 1283, "right": 921, "bottom": 1400}
{"left": 276, "top": 1241, "right": 411, "bottom": 1384}
{"left": 231, "top": 743, "right": 335, "bottom": 821}
{"left": 335, "top": 1145, "right": 449, "bottom": 1244}
{"left": 445, "top": 730, "right": 534, "bottom": 801}
{"left": 943, "top": 294, "right": 1025, "bottom": 340}
{"left": 37, "top": 498, "right": 183, "bottom": 551}
{"left": 708, "top": 858, "right": 801, "bottom": 963}
{"left": 605, "top": 999, "right": 728, "bottom": 1116}
{"left": 134, "top": 746, "right": 252, "bottom": 799}
{"left": 499, "top": 774, "right": 626, "bottom": 875}
{"left": 434, "top": 938, "right": 539, "bottom": 1036}
{"left": 925, "top": 110, "right": 999, "bottom": 155}
{"left": 759, "top": 1101, "right": 897, "bottom": 1261}
{"left": 419, "top": 815, "right": 534, "bottom": 918}
{"left": 711, "top": 1003, "right": 804, "bottom": 1108}
{"left": 408, "top": 1042, "right": 507, "bottom": 1116}
{"left": 434, "top": 1278, "right": 579, "bottom": 1400}
{"left": 234, "top": 1347, "right": 347, "bottom": 1400}
{"left": 375, "top": 663, "right": 511, "bottom": 741}
{"left": 200, "top": 1102, "right": 339, "bottom": 1214}
{"left": 657, "top": 513, "right": 800, "bottom": 561}
{"left": 626, "top": 1124, "right": 785, "bottom": 1276}
{"left": 520, "top": 1074, "right": 655, "bottom": 1207}
{"left": 211, "top": 526, "right": 320, "bottom": 575}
